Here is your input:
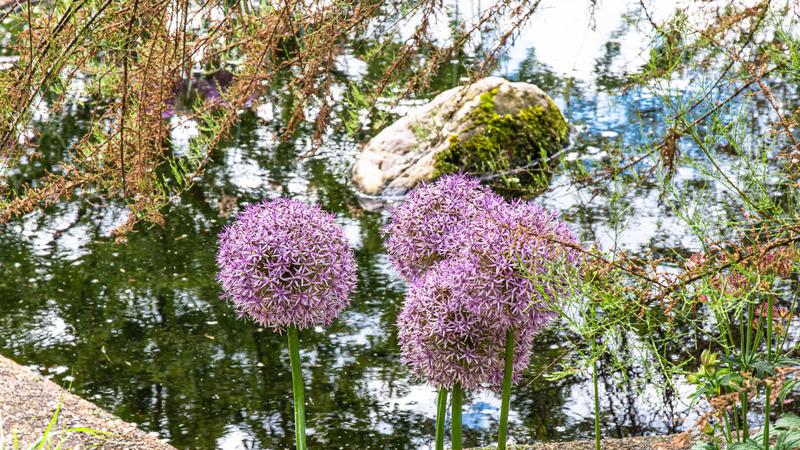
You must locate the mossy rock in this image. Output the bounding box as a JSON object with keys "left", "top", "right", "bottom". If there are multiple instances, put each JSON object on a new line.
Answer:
{"left": 351, "top": 77, "right": 569, "bottom": 197}
{"left": 433, "top": 88, "right": 568, "bottom": 193}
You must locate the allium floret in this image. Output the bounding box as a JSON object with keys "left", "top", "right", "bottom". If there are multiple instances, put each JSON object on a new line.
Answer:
{"left": 397, "top": 257, "right": 539, "bottom": 390}
{"left": 460, "top": 199, "right": 581, "bottom": 327}
{"left": 393, "top": 177, "right": 583, "bottom": 390}
{"left": 383, "top": 174, "right": 505, "bottom": 281}
{"left": 216, "top": 198, "right": 356, "bottom": 331}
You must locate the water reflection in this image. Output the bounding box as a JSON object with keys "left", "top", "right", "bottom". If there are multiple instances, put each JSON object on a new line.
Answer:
{"left": 0, "top": 101, "right": 689, "bottom": 449}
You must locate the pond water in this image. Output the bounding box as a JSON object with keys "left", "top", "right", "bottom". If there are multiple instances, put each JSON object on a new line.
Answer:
{"left": 1, "top": 1, "right": 797, "bottom": 449}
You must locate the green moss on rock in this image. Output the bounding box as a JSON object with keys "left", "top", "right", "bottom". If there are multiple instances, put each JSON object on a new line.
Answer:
{"left": 433, "top": 88, "right": 569, "bottom": 186}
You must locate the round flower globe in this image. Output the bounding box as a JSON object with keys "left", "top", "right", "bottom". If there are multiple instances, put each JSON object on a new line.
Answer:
{"left": 383, "top": 174, "right": 505, "bottom": 281}
{"left": 460, "top": 198, "right": 582, "bottom": 332}
{"left": 397, "top": 257, "right": 539, "bottom": 390}
{"left": 390, "top": 181, "right": 583, "bottom": 450}
{"left": 446, "top": 197, "right": 583, "bottom": 449}
{"left": 216, "top": 197, "right": 357, "bottom": 331}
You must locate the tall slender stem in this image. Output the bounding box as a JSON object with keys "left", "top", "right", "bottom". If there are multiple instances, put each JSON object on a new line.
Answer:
{"left": 593, "top": 359, "right": 600, "bottom": 450}
{"left": 722, "top": 413, "right": 732, "bottom": 443}
{"left": 764, "top": 295, "right": 774, "bottom": 449}
{"left": 435, "top": 387, "right": 448, "bottom": 450}
{"left": 764, "top": 383, "right": 771, "bottom": 447}
{"left": 287, "top": 326, "right": 307, "bottom": 450}
{"left": 497, "top": 328, "right": 515, "bottom": 450}
{"left": 736, "top": 304, "right": 745, "bottom": 442}
{"left": 741, "top": 391, "right": 749, "bottom": 441}
{"left": 767, "top": 296, "right": 774, "bottom": 363}
{"left": 451, "top": 382, "right": 463, "bottom": 450}
{"left": 591, "top": 306, "right": 600, "bottom": 450}
{"left": 743, "top": 301, "right": 753, "bottom": 441}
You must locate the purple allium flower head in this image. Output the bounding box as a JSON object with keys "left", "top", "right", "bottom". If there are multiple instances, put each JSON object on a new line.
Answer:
{"left": 447, "top": 199, "right": 581, "bottom": 348}
{"left": 397, "top": 257, "right": 539, "bottom": 390}
{"left": 216, "top": 198, "right": 356, "bottom": 331}
{"left": 383, "top": 174, "right": 505, "bottom": 281}
{"left": 392, "top": 177, "right": 583, "bottom": 390}
{"left": 466, "top": 199, "right": 581, "bottom": 318}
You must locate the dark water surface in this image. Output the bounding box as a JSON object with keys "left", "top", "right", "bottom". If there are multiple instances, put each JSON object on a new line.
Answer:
{"left": 1, "top": 2, "right": 797, "bottom": 449}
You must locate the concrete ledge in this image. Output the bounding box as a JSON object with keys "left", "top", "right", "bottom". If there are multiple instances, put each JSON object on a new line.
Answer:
{"left": 471, "top": 435, "right": 688, "bottom": 450}
{"left": 0, "top": 355, "right": 175, "bottom": 449}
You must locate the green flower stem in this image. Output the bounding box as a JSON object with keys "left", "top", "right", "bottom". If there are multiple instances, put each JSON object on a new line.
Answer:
{"left": 740, "top": 391, "right": 749, "bottom": 441}
{"left": 436, "top": 387, "right": 448, "bottom": 450}
{"left": 737, "top": 303, "right": 745, "bottom": 442}
{"left": 497, "top": 328, "right": 515, "bottom": 450}
{"left": 764, "top": 295, "right": 774, "bottom": 449}
{"left": 743, "top": 301, "right": 753, "bottom": 441}
{"left": 288, "top": 326, "right": 307, "bottom": 450}
{"left": 452, "top": 382, "right": 463, "bottom": 450}
{"left": 593, "top": 359, "right": 600, "bottom": 450}
{"left": 777, "top": 285, "right": 799, "bottom": 355}
{"left": 764, "top": 384, "right": 771, "bottom": 447}
{"left": 722, "top": 413, "right": 732, "bottom": 443}
{"left": 591, "top": 305, "right": 600, "bottom": 450}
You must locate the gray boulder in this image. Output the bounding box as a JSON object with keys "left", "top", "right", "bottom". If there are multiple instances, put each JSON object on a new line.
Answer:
{"left": 351, "top": 76, "right": 568, "bottom": 196}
